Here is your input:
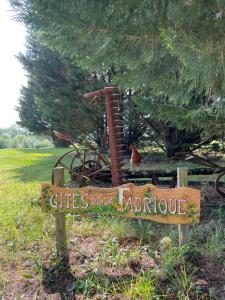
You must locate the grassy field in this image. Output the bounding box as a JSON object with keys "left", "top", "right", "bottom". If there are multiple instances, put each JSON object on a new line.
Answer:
{"left": 0, "top": 148, "right": 66, "bottom": 296}
{"left": 0, "top": 148, "right": 225, "bottom": 299}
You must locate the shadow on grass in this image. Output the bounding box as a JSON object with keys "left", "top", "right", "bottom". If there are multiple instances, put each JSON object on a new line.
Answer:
{"left": 42, "top": 259, "right": 132, "bottom": 299}
{"left": 41, "top": 238, "right": 133, "bottom": 299}
{"left": 10, "top": 159, "right": 56, "bottom": 183}
{"left": 42, "top": 256, "right": 75, "bottom": 299}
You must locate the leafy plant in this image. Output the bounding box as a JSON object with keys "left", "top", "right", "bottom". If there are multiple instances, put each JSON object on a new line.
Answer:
{"left": 103, "top": 217, "right": 137, "bottom": 240}
{"left": 97, "top": 237, "right": 140, "bottom": 268}
{"left": 167, "top": 265, "right": 197, "bottom": 300}
{"left": 73, "top": 273, "right": 110, "bottom": 296}
{"left": 204, "top": 221, "right": 225, "bottom": 258}
{"left": 191, "top": 219, "right": 225, "bottom": 259}
{"left": 123, "top": 271, "right": 158, "bottom": 300}
{"left": 160, "top": 245, "right": 189, "bottom": 275}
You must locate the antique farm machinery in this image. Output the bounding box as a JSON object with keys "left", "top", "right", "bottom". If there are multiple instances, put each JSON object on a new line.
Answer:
{"left": 52, "top": 87, "right": 225, "bottom": 197}
{"left": 84, "top": 87, "right": 126, "bottom": 187}
{"left": 52, "top": 131, "right": 112, "bottom": 187}
{"left": 52, "top": 87, "right": 127, "bottom": 187}
{"left": 174, "top": 151, "right": 225, "bottom": 197}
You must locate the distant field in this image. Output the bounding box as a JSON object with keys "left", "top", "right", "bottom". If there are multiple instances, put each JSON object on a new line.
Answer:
{"left": 0, "top": 147, "right": 67, "bottom": 183}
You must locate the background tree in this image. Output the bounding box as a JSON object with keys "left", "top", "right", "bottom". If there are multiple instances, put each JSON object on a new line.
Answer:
{"left": 0, "top": 133, "right": 12, "bottom": 149}
{"left": 17, "top": 36, "right": 107, "bottom": 146}
{"left": 0, "top": 125, "right": 52, "bottom": 149}
{"left": 132, "top": 93, "right": 209, "bottom": 156}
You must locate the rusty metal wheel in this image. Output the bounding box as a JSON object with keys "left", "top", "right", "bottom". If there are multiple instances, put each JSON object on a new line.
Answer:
{"left": 52, "top": 149, "right": 110, "bottom": 186}
{"left": 174, "top": 151, "right": 225, "bottom": 198}
{"left": 215, "top": 171, "right": 225, "bottom": 197}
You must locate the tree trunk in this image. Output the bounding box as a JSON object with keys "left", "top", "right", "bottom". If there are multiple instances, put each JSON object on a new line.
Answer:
{"left": 164, "top": 127, "right": 202, "bottom": 158}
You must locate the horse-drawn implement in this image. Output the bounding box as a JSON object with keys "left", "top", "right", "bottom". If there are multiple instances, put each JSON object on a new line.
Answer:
{"left": 52, "top": 87, "right": 225, "bottom": 198}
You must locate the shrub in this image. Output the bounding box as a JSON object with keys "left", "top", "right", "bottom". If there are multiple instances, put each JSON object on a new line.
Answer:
{"left": 0, "top": 133, "right": 11, "bottom": 148}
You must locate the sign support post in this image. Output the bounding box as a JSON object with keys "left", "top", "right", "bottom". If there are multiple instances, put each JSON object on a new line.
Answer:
{"left": 52, "top": 167, "right": 67, "bottom": 258}
{"left": 177, "top": 168, "right": 189, "bottom": 245}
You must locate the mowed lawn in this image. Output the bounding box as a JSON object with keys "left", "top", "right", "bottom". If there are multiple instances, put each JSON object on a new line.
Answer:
{"left": 0, "top": 147, "right": 68, "bottom": 243}
{"left": 0, "top": 148, "right": 67, "bottom": 289}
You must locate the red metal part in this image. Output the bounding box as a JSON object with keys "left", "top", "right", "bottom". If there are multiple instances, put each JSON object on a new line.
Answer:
{"left": 84, "top": 87, "right": 125, "bottom": 187}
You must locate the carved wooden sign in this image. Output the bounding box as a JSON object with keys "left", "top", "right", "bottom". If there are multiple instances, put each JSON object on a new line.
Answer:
{"left": 41, "top": 183, "right": 200, "bottom": 224}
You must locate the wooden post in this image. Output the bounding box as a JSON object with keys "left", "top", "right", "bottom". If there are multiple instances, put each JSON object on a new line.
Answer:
{"left": 52, "top": 167, "right": 67, "bottom": 257}
{"left": 177, "top": 168, "right": 189, "bottom": 246}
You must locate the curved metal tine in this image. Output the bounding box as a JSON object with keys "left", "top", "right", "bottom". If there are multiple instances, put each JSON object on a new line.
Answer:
{"left": 97, "top": 152, "right": 111, "bottom": 169}
{"left": 181, "top": 151, "right": 223, "bottom": 169}
{"left": 83, "top": 138, "right": 111, "bottom": 169}
{"left": 70, "top": 153, "right": 79, "bottom": 170}
{"left": 100, "top": 153, "right": 109, "bottom": 167}
{"left": 69, "top": 170, "right": 82, "bottom": 184}
{"left": 82, "top": 150, "right": 86, "bottom": 172}
{"left": 71, "top": 142, "right": 83, "bottom": 164}
{"left": 53, "top": 149, "right": 78, "bottom": 168}
{"left": 88, "top": 165, "right": 110, "bottom": 178}
{"left": 98, "top": 128, "right": 107, "bottom": 163}
{"left": 69, "top": 169, "right": 79, "bottom": 177}
{"left": 190, "top": 152, "right": 223, "bottom": 169}
{"left": 215, "top": 171, "right": 225, "bottom": 197}
{"left": 58, "top": 161, "right": 71, "bottom": 171}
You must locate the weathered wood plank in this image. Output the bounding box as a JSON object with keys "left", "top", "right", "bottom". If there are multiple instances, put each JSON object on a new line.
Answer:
{"left": 52, "top": 167, "right": 67, "bottom": 257}
{"left": 41, "top": 182, "right": 200, "bottom": 225}
{"left": 177, "top": 168, "right": 189, "bottom": 245}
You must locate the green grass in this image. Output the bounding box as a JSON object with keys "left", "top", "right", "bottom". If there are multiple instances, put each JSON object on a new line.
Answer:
{"left": 123, "top": 271, "right": 157, "bottom": 299}
{"left": 0, "top": 148, "right": 67, "bottom": 262}
{"left": 0, "top": 147, "right": 67, "bottom": 183}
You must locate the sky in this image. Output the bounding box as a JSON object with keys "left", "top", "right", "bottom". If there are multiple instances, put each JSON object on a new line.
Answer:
{"left": 0, "top": 0, "right": 27, "bottom": 128}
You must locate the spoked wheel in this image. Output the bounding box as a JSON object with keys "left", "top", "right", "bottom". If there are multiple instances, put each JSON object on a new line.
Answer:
{"left": 215, "top": 171, "right": 225, "bottom": 197}
{"left": 174, "top": 151, "right": 225, "bottom": 198}
{"left": 52, "top": 149, "right": 111, "bottom": 187}
{"left": 70, "top": 159, "right": 111, "bottom": 186}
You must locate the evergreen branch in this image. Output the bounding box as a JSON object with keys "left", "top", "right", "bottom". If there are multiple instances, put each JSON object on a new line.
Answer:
{"left": 87, "top": 27, "right": 159, "bottom": 42}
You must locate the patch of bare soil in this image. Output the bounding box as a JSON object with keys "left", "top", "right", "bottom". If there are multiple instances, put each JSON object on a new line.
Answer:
{"left": 2, "top": 232, "right": 225, "bottom": 299}
{"left": 2, "top": 235, "right": 155, "bottom": 299}
{"left": 193, "top": 254, "right": 225, "bottom": 298}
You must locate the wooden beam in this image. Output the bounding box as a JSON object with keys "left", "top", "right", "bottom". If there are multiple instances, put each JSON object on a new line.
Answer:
{"left": 84, "top": 87, "right": 117, "bottom": 99}
{"left": 41, "top": 182, "right": 200, "bottom": 224}
{"left": 52, "top": 167, "right": 67, "bottom": 258}
{"left": 177, "top": 168, "right": 189, "bottom": 245}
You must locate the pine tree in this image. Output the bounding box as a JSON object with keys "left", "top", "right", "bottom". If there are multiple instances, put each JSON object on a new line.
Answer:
{"left": 10, "top": 0, "right": 225, "bottom": 135}
{"left": 17, "top": 36, "right": 106, "bottom": 145}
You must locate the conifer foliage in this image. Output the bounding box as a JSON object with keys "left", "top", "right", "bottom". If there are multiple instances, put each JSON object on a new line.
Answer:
{"left": 10, "top": 0, "right": 225, "bottom": 135}
{"left": 17, "top": 36, "right": 106, "bottom": 145}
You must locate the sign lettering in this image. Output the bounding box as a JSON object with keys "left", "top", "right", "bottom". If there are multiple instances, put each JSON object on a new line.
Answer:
{"left": 41, "top": 183, "right": 200, "bottom": 224}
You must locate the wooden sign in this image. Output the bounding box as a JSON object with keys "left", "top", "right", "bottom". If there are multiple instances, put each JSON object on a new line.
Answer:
{"left": 41, "top": 183, "right": 200, "bottom": 224}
